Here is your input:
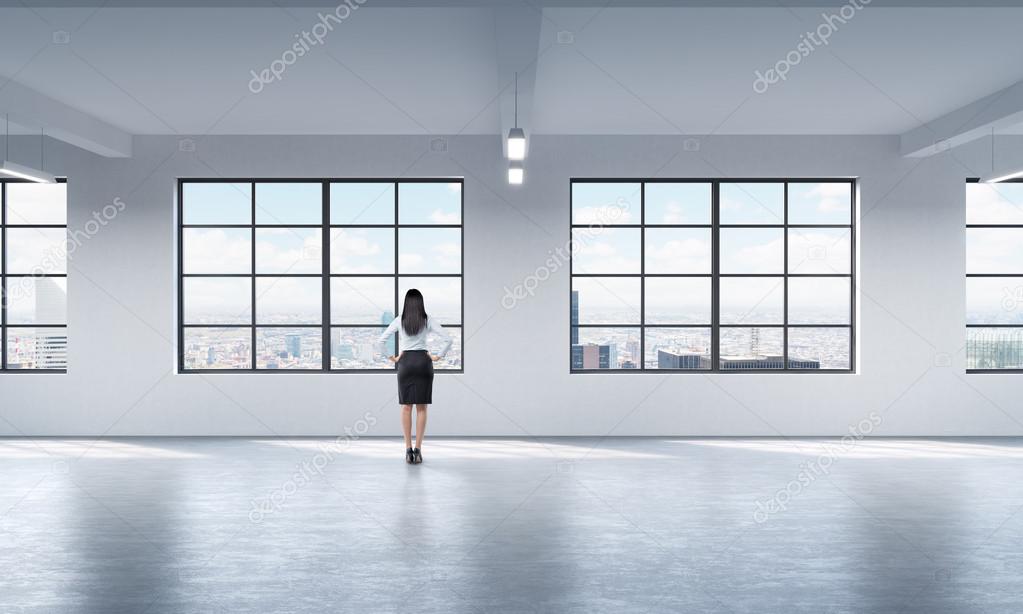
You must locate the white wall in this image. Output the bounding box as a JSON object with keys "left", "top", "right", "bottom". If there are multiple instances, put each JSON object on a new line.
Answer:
{"left": 3, "top": 133, "right": 1021, "bottom": 436}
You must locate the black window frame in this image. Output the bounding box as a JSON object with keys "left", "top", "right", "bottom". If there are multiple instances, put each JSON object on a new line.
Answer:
{"left": 1, "top": 178, "right": 68, "bottom": 374}
{"left": 965, "top": 177, "right": 1023, "bottom": 373}
{"left": 569, "top": 177, "right": 856, "bottom": 373}
{"left": 177, "top": 177, "right": 464, "bottom": 374}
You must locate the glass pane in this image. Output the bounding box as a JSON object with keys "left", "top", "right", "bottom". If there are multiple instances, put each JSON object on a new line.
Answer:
{"left": 788, "top": 182, "right": 852, "bottom": 225}
{"left": 6, "top": 277, "right": 67, "bottom": 325}
{"left": 6, "top": 228, "right": 66, "bottom": 274}
{"left": 331, "top": 327, "right": 394, "bottom": 369}
{"left": 720, "top": 228, "right": 783, "bottom": 274}
{"left": 644, "top": 183, "right": 711, "bottom": 225}
{"left": 645, "top": 328, "right": 711, "bottom": 369}
{"left": 967, "top": 228, "right": 1023, "bottom": 274}
{"left": 572, "top": 327, "right": 640, "bottom": 370}
{"left": 788, "top": 277, "right": 851, "bottom": 325}
{"left": 720, "top": 277, "right": 784, "bottom": 324}
{"left": 183, "top": 277, "right": 251, "bottom": 325}
{"left": 572, "top": 228, "right": 640, "bottom": 274}
{"left": 720, "top": 183, "right": 784, "bottom": 225}
{"left": 398, "top": 228, "right": 461, "bottom": 274}
{"left": 571, "top": 182, "right": 639, "bottom": 225}
{"left": 571, "top": 277, "right": 641, "bottom": 325}
{"left": 331, "top": 182, "right": 394, "bottom": 225}
{"left": 182, "top": 228, "right": 251, "bottom": 274}
{"left": 254, "top": 183, "right": 321, "bottom": 225}
{"left": 398, "top": 182, "right": 461, "bottom": 225}
{"left": 967, "top": 277, "right": 1023, "bottom": 325}
{"left": 645, "top": 228, "right": 711, "bottom": 274}
{"left": 255, "top": 228, "right": 321, "bottom": 274}
{"left": 256, "top": 328, "right": 322, "bottom": 369}
{"left": 788, "top": 228, "right": 852, "bottom": 274}
{"left": 330, "top": 228, "right": 394, "bottom": 274}
{"left": 433, "top": 327, "right": 462, "bottom": 370}
{"left": 256, "top": 277, "right": 321, "bottom": 325}
{"left": 967, "top": 327, "right": 1023, "bottom": 370}
{"left": 398, "top": 277, "right": 460, "bottom": 324}
{"left": 6, "top": 182, "right": 66, "bottom": 225}
{"left": 718, "top": 327, "right": 783, "bottom": 369}
{"left": 787, "top": 328, "right": 849, "bottom": 370}
{"left": 331, "top": 277, "right": 394, "bottom": 324}
{"left": 644, "top": 277, "right": 711, "bottom": 324}
{"left": 183, "top": 327, "right": 252, "bottom": 370}
{"left": 182, "top": 182, "right": 251, "bottom": 225}
{"left": 967, "top": 182, "right": 1023, "bottom": 225}
{"left": 5, "top": 327, "right": 67, "bottom": 370}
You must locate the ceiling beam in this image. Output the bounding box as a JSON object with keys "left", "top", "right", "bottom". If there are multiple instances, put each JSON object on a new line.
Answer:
{"left": 0, "top": 80, "right": 132, "bottom": 158}
{"left": 900, "top": 79, "right": 1023, "bottom": 158}
{"left": 495, "top": 5, "right": 541, "bottom": 158}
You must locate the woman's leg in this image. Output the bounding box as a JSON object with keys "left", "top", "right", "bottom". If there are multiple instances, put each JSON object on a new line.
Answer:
{"left": 401, "top": 405, "right": 413, "bottom": 449}
{"left": 415, "top": 404, "right": 428, "bottom": 449}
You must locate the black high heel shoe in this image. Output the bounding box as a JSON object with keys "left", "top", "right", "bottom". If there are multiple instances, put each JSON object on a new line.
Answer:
{"left": 406, "top": 448, "right": 415, "bottom": 464}
{"left": 413, "top": 448, "right": 423, "bottom": 464}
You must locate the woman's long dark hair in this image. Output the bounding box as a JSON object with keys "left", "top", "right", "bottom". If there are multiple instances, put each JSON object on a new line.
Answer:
{"left": 401, "top": 289, "right": 428, "bottom": 336}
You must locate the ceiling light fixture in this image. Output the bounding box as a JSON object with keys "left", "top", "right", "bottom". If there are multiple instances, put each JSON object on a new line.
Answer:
{"left": 983, "top": 127, "right": 1023, "bottom": 183}
{"left": 0, "top": 116, "right": 55, "bottom": 183}
{"left": 507, "top": 72, "right": 526, "bottom": 161}
{"left": 508, "top": 160, "right": 524, "bottom": 185}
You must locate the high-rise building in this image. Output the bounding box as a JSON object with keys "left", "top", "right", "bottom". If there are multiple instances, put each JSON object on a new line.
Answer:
{"left": 967, "top": 329, "right": 1023, "bottom": 369}
{"left": 34, "top": 278, "right": 68, "bottom": 370}
{"left": 570, "top": 291, "right": 579, "bottom": 345}
{"left": 718, "top": 355, "right": 820, "bottom": 370}
{"left": 34, "top": 332, "right": 68, "bottom": 370}
{"left": 381, "top": 310, "right": 396, "bottom": 355}
{"left": 572, "top": 343, "right": 617, "bottom": 369}
{"left": 626, "top": 340, "right": 640, "bottom": 365}
{"left": 35, "top": 278, "right": 66, "bottom": 325}
{"left": 658, "top": 349, "right": 709, "bottom": 369}
{"left": 285, "top": 334, "right": 302, "bottom": 358}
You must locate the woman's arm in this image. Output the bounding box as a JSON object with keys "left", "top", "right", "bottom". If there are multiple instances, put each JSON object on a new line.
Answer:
{"left": 376, "top": 317, "right": 400, "bottom": 360}
{"left": 428, "top": 317, "right": 453, "bottom": 360}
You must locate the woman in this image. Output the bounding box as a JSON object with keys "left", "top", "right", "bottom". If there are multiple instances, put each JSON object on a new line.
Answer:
{"left": 378, "top": 289, "right": 452, "bottom": 465}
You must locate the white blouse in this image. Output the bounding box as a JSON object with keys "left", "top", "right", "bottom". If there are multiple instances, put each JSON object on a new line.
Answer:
{"left": 377, "top": 316, "right": 453, "bottom": 358}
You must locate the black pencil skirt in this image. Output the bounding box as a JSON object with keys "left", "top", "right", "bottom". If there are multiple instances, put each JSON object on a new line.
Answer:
{"left": 397, "top": 350, "right": 434, "bottom": 405}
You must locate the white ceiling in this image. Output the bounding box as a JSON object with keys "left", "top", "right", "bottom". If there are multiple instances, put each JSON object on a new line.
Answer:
{"left": 1, "top": 5, "right": 1023, "bottom": 136}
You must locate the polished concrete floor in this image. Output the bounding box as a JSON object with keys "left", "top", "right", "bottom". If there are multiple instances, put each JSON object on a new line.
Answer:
{"left": 2, "top": 437, "right": 1023, "bottom": 613}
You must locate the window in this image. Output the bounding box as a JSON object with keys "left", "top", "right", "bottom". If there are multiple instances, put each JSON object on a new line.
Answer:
{"left": 570, "top": 179, "right": 855, "bottom": 372}
{"left": 178, "top": 179, "right": 463, "bottom": 372}
{"left": 1, "top": 180, "right": 68, "bottom": 371}
{"left": 966, "top": 179, "right": 1023, "bottom": 371}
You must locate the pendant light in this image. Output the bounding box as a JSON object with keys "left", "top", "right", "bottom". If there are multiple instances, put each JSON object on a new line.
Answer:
{"left": 507, "top": 72, "right": 526, "bottom": 161}
{"left": 0, "top": 116, "right": 56, "bottom": 183}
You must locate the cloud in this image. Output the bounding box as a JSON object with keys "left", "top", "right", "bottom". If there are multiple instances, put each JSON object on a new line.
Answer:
{"left": 255, "top": 229, "right": 320, "bottom": 274}
{"left": 430, "top": 209, "right": 460, "bottom": 224}
{"left": 399, "top": 253, "right": 425, "bottom": 269}
{"left": 573, "top": 205, "right": 635, "bottom": 225}
{"left": 806, "top": 182, "right": 850, "bottom": 213}
{"left": 646, "top": 236, "right": 711, "bottom": 273}
{"left": 329, "top": 229, "right": 390, "bottom": 274}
